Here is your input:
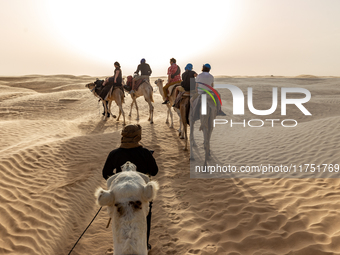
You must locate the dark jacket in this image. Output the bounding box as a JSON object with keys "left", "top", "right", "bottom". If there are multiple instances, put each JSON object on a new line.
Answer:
{"left": 135, "top": 63, "right": 152, "bottom": 76}
{"left": 102, "top": 146, "right": 158, "bottom": 180}
{"left": 181, "top": 70, "right": 197, "bottom": 91}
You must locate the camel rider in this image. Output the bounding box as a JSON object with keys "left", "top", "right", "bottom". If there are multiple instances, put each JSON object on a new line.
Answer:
{"left": 173, "top": 63, "right": 197, "bottom": 108}
{"left": 181, "top": 63, "right": 197, "bottom": 92}
{"left": 162, "top": 58, "right": 182, "bottom": 104}
{"left": 99, "top": 61, "right": 124, "bottom": 100}
{"left": 195, "top": 63, "right": 226, "bottom": 116}
{"left": 102, "top": 124, "right": 158, "bottom": 251}
{"left": 130, "top": 58, "right": 152, "bottom": 94}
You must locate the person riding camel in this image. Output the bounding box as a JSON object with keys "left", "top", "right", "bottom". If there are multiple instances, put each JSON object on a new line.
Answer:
{"left": 193, "top": 63, "right": 226, "bottom": 116}
{"left": 173, "top": 63, "right": 197, "bottom": 108}
{"left": 99, "top": 61, "right": 124, "bottom": 100}
{"left": 162, "top": 58, "right": 182, "bottom": 104}
{"left": 130, "top": 58, "right": 152, "bottom": 94}
{"left": 102, "top": 124, "right": 158, "bottom": 251}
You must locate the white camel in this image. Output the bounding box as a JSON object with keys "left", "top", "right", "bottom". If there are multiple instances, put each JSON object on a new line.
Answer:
{"left": 126, "top": 80, "right": 154, "bottom": 124}
{"left": 85, "top": 82, "right": 126, "bottom": 124}
{"left": 95, "top": 161, "right": 159, "bottom": 255}
{"left": 154, "top": 79, "right": 184, "bottom": 136}
{"left": 190, "top": 95, "right": 217, "bottom": 166}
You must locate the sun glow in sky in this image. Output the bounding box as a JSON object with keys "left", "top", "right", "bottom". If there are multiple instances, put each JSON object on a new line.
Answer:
{"left": 46, "top": 1, "right": 240, "bottom": 68}
{"left": 1, "top": 0, "right": 340, "bottom": 76}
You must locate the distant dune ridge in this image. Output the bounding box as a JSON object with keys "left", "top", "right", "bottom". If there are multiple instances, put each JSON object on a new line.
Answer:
{"left": 0, "top": 75, "right": 340, "bottom": 254}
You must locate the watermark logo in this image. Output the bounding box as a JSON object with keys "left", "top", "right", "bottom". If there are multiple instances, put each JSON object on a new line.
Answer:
{"left": 197, "top": 82, "right": 222, "bottom": 115}
{"left": 201, "top": 84, "right": 311, "bottom": 116}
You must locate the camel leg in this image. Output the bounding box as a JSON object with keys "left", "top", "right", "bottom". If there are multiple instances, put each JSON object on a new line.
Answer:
{"left": 135, "top": 99, "right": 139, "bottom": 121}
{"left": 107, "top": 101, "right": 112, "bottom": 118}
{"left": 168, "top": 105, "right": 174, "bottom": 128}
{"left": 173, "top": 108, "right": 182, "bottom": 137}
{"left": 147, "top": 100, "right": 154, "bottom": 124}
{"left": 102, "top": 100, "right": 108, "bottom": 121}
{"left": 189, "top": 121, "right": 196, "bottom": 160}
{"left": 202, "top": 126, "right": 210, "bottom": 166}
{"left": 178, "top": 116, "right": 183, "bottom": 138}
{"left": 202, "top": 111, "right": 215, "bottom": 165}
{"left": 119, "top": 102, "right": 126, "bottom": 125}
{"left": 183, "top": 121, "right": 188, "bottom": 150}
{"left": 165, "top": 107, "right": 169, "bottom": 124}
{"left": 207, "top": 114, "right": 215, "bottom": 157}
{"left": 180, "top": 105, "right": 188, "bottom": 150}
{"left": 117, "top": 106, "right": 121, "bottom": 121}
{"left": 129, "top": 99, "right": 134, "bottom": 117}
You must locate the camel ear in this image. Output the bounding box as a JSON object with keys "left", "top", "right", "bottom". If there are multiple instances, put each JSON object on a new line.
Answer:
{"left": 138, "top": 172, "right": 150, "bottom": 184}
{"left": 142, "top": 181, "right": 159, "bottom": 201}
{"left": 95, "top": 188, "right": 115, "bottom": 207}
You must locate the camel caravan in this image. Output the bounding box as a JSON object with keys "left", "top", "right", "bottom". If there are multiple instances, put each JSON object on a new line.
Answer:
{"left": 80, "top": 61, "right": 224, "bottom": 254}
{"left": 85, "top": 60, "right": 223, "bottom": 158}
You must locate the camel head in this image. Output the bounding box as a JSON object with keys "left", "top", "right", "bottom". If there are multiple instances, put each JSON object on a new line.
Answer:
{"left": 154, "top": 78, "right": 164, "bottom": 88}
{"left": 95, "top": 162, "right": 159, "bottom": 254}
{"left": 86, "top": 79, "right": 104, "bottom": 90}
{"left": 85, "top": 82, "right": 95, "bottom": 90}
{"left": 121, "top": 161, "right": 137, "bottom": 172}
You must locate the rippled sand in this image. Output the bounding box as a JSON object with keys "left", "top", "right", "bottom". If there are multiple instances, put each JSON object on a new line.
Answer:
{"left": 0, "top": 75, "right": 340, "bottom": 255}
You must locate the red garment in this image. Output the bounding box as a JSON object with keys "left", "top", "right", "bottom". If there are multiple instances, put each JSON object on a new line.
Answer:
{"left": 167, "top": 63, "right": 181, "bottom": 83}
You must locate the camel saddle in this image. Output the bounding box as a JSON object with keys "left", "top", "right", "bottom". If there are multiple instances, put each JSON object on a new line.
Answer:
{"left": 167, "top": 83, "right": 181, "bottom": 97}
{"left": 173, "top": 91, "right": 191, "bottom": 125}
{"left": 124, "top": 75, "right": 146, "bottom": 92}
{"left": 95, "top": 78, "right": 124, "bottom": 100}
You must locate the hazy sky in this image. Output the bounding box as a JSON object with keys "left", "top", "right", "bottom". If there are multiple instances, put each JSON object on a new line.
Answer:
{"left": 1, "top": 0, "right": 339, "bottom": 77}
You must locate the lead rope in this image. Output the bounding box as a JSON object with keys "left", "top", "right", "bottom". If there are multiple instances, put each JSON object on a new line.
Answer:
{"left": 67, "top": 207, "right": 102, "bottom": 255}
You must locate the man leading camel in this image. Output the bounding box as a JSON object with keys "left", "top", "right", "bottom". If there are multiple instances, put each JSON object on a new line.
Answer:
{"left": 102, "top": 124, "right": 158, "bottom": 251}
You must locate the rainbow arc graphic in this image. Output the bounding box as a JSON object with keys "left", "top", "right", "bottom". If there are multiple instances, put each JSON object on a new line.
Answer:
{"left": 197, "top": 82, "right": 222, "bottom": 106}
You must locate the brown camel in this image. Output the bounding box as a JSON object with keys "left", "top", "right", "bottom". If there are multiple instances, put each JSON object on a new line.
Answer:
{"left": 154, "top": 79, "right": 182, "bottom": 130}
{"left": 178, "top": 93, "right": 191, "bottom": 150}
{"left": 127, "top": 80, "right": 154, "bottom": 124}
{"left": 85, "top": 82, "right": 126, "bottom": 125}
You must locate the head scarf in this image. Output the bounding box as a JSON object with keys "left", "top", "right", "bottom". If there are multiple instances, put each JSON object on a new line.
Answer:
{"left": 185, "top": 63, "right": 193, "bottom": 71}
{"left": 141, "top": 58, "right": 146, "bottom": 64}
{"left": 120, "top": 124, "right": 142, "bottom": 149}
{"left": 203, "top": 63, "right": 211, "bottom": 70}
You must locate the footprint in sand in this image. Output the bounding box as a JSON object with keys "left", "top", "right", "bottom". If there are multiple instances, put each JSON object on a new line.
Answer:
{"left": 171, "top": 216, "right": 181, "bottom": 224}
{"left": 105, "top": 248, "right": 113, "bottom": 255}
{"left": 187, "top": 249, "right": 200, "bottom": 254}
{"left": 160, "top": 184, "right": 170, "bottom": 189}
{"left": 161, "top": 242, "right": 176, "bottom": 253}
{"left": 178, "top": 201, "right": 190, "bottom": 210}
{"left": 201, "top": 228, "right": 211, "bottom": 233}
{"left": 168, "top": 212, "right": 181, "bottom": 224}
{"left": 159, "top": 233, "right": 171, "bottom": 243}
{"left": 162, "top": 204, "right": 172, "bottom": 209}
{"left": 201, "top": 209, "right": 214, "bottom": 219}
{"left": 202, "top": 244, "right": 217, "bottom": 253}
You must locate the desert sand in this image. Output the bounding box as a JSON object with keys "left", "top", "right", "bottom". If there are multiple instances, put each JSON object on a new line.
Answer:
{"left": 0, "top": 75, "right": 340, "bottom": 255}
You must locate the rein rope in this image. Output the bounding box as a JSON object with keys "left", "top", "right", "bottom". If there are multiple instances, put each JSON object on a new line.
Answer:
{"left": 67, "top": 207, "right": 102, "bottom": 255}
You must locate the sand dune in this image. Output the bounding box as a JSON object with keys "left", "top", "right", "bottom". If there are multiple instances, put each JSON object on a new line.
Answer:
{"left": 0, "top": 75, "right": 340, "bottom": 254}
